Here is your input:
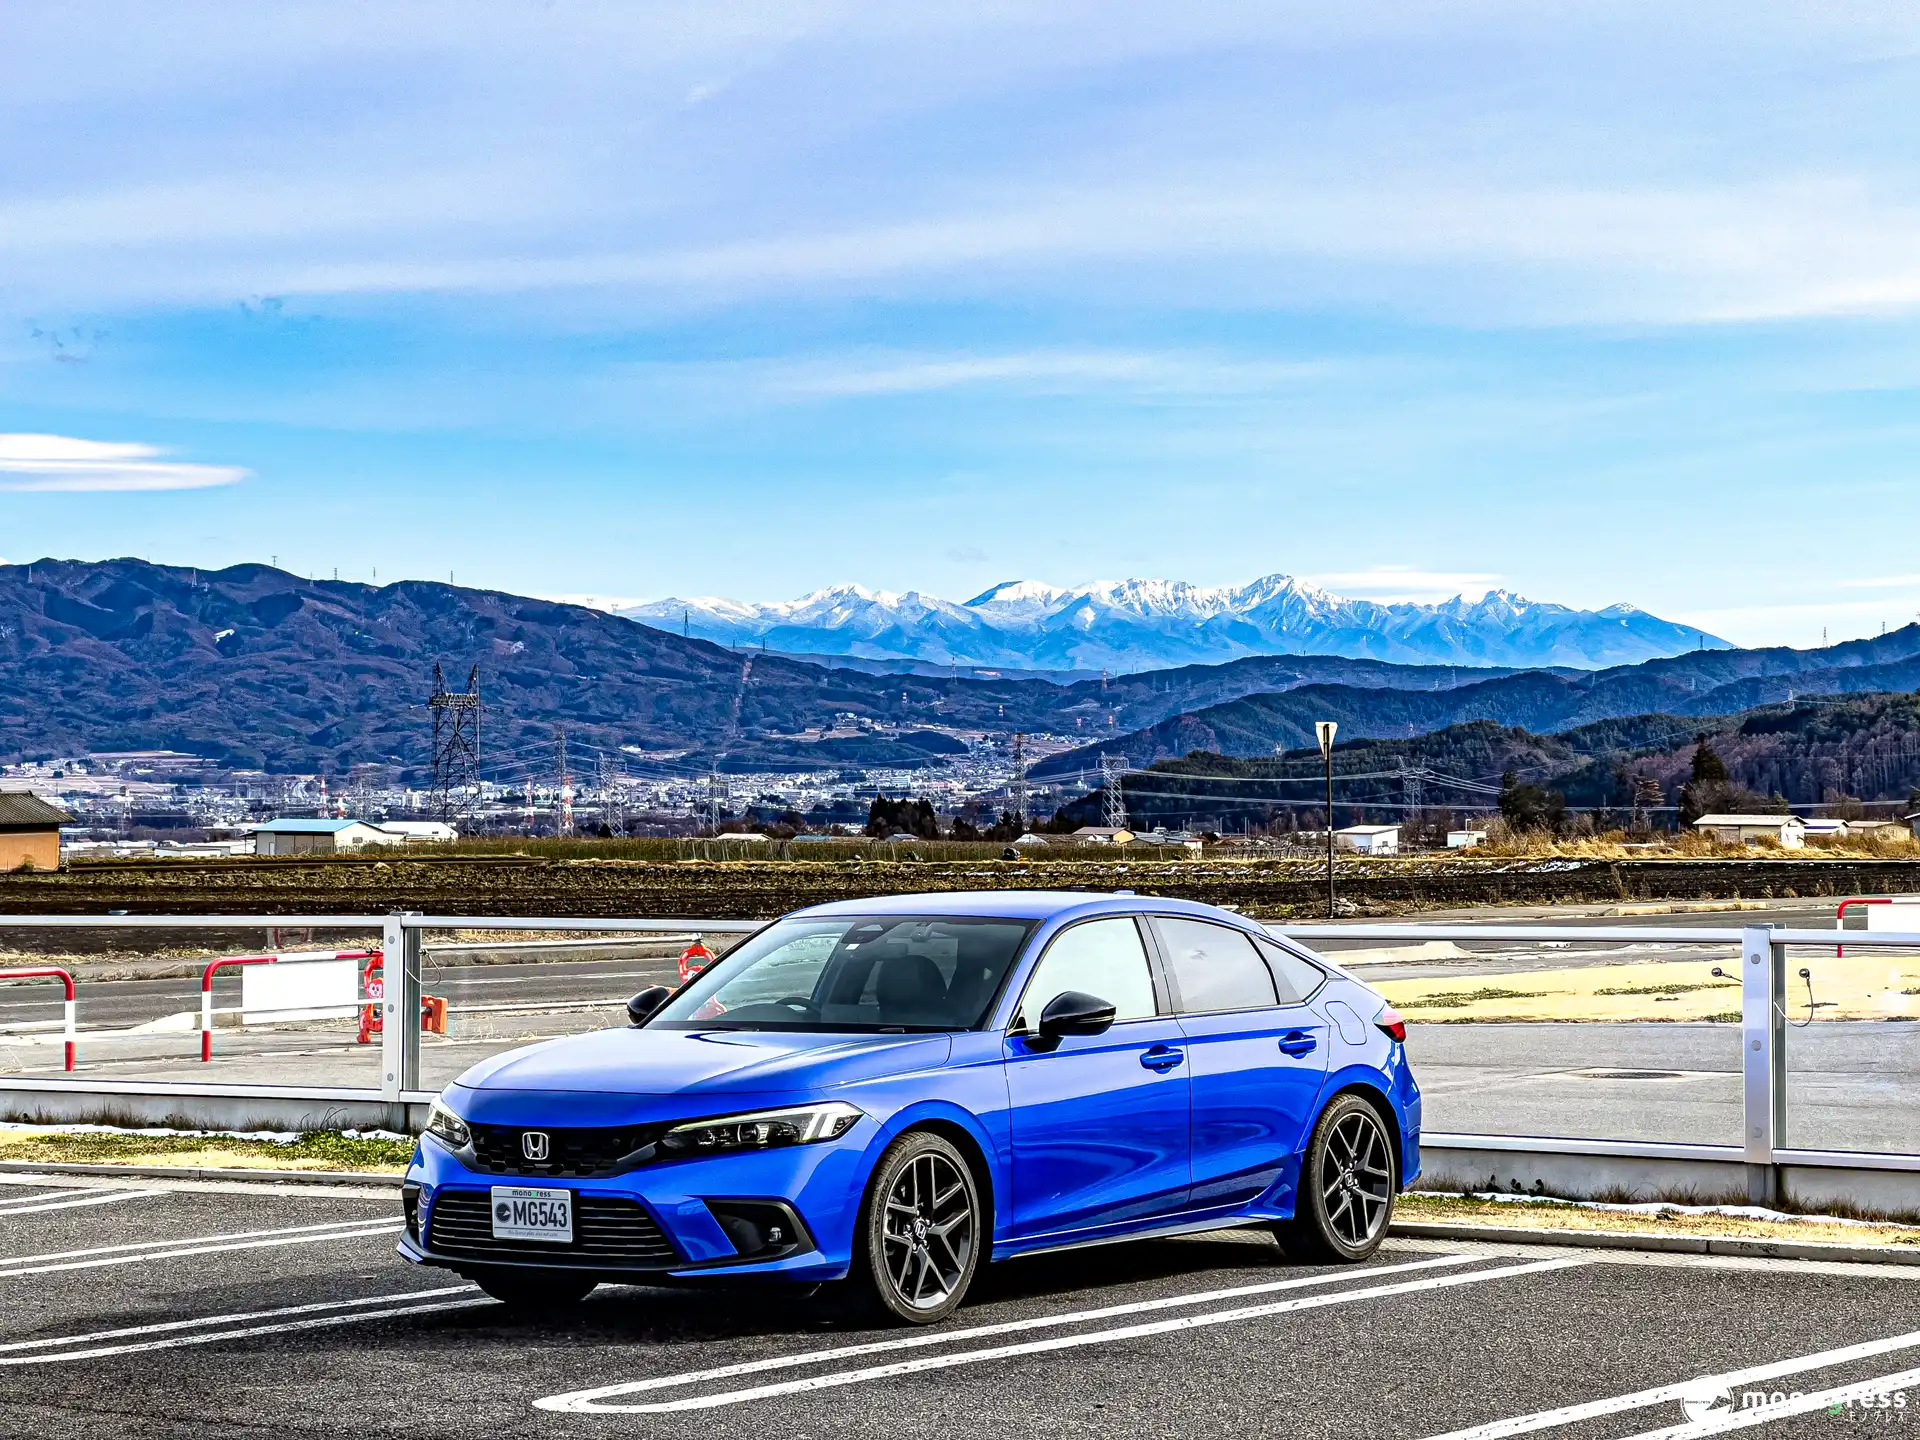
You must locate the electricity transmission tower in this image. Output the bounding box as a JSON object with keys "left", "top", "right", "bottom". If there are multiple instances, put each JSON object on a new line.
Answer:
{"left": 555, "top": 727, "right": 574, "bottom": 836}
{"left": 598, "top": 755, "right": 626, "bottom": 836}
{"left": 1398, "top": 765, "right": 1426, "bottom": 817}
{"left": 1011, "top": 733, "right": 1028, "bottom": 829}
{"left": 1100, "top": 753, "right": 1128, "bottom": 830}
{"left": 427, "top": 664, "right": 482, "bottom": 825}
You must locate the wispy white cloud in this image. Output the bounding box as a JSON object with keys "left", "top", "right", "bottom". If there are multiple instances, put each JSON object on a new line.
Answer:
{"left": 1835, "top": 573, "right": 1920, "bottom": 589}
{"left": 6, "top": 6, "right": 1920, "bottom": 325}
{"left": 1307, "top": 566, "right": 1504, "bottom": 602}
{"left": 0, "top": 435, "right": 249, "bottom": 493}
{"left": 760, "top": 349, "right": 1332, "bottom": 399}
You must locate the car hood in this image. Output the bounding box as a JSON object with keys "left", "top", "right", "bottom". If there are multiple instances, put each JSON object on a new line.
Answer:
{"left": 450, "top": 1025, "right": 954, "bottom": 1098}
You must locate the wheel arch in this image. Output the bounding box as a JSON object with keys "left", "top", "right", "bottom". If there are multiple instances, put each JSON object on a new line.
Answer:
{"left": 863, "top": 1103, "right": 1002, "bottom": 1255}
{"left": 1316, "top": 1072, "right": 1405, "bottom": 1182}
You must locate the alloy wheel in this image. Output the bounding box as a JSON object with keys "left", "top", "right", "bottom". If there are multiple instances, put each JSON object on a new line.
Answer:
{"left": 1318, "top": 1109, "right": 1392, "bottom": 1248}
{"left": 880, "top": 1150, "right": 975, "bottom": 1311}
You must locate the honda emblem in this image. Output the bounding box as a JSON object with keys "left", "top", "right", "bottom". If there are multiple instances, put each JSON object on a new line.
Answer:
{"left": 520, "top": 1131, "right": 550, "bottom": 1162}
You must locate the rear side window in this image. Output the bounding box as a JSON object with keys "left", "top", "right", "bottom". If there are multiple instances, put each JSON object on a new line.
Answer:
{"left": 1017, "top": 918, "right": 1157, "bottom": 1025}
{"left": 1155, "top": 918, "right": 1278, "bottom": 1014}
{"left": 1256, "top": 939, "right": 1328, "bottom": 1004}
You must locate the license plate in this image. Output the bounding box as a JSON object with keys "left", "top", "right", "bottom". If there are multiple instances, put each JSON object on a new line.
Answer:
{"left": 489, "top": 1185, "right": 573, "bottom": 1243}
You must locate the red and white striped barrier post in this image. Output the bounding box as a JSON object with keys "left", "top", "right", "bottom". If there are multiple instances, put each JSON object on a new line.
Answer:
{"left": 1836, "top": 897, "right": 1893, "bottom": 957}
{"left": 200, "top": 954, "right": 275, "bottom": 1062}
{"left": 0, "top": 968, "right": 76, "bottom": 1071}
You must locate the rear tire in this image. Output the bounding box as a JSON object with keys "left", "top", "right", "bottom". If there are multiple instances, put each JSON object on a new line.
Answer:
{"left": 1279, "top": 1093, "right": 1397, "bottom": 1264}
{"left": 470, "top": 1269, "right": 599, "bottom": 1309}
{"left": 851, "top": 1130, "right": 982, "bottom": 1325}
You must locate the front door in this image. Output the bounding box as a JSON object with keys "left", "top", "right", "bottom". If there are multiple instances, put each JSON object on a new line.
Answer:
{"left": 1004, "top": 916, "right": 1191, "bottom": 1236}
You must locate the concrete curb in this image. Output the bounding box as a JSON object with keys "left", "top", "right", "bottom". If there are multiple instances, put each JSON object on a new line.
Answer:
{"left": 0, "top": 1159, "right": 401, "bottom": 1186}
{"left": 1392, "top": 1219, "right": 1920, "bottom": 1267}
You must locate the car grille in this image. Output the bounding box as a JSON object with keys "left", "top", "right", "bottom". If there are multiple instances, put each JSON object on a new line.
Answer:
{"left": 426, "top": 1190, "right": 679, "bottom": 1267}
{"left": 466, "top": 1123, "right": 658, "bottom": 1179}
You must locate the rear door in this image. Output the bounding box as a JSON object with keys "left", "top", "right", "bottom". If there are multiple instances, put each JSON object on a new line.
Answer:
{"left": 1151, "top": 916, "right": 1330, "bottom": 1208}
{"left": 1003, "top": 916, "right": 1192, "bottom": 1236}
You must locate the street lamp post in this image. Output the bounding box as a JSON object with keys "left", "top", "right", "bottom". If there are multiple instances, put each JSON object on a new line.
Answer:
{"left": 1315, "top": 720, "right": 1338, "bottom": 919}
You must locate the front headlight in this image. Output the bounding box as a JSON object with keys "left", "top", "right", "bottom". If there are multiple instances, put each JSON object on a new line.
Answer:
{"left": 424, "top": 1097, "right": 471, "bottom": 1150}
{"left": 660, "top": 1101, "right": 862, "bottom": 1156}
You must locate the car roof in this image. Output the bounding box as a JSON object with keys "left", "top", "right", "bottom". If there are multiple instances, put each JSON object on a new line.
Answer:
{"left": 787, "top": 890, "right": 1253, "bottom": 925}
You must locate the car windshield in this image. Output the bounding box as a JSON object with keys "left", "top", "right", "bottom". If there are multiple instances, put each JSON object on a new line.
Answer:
{"left": 650, "top": 915, "right": 1035, "bottom": 1032}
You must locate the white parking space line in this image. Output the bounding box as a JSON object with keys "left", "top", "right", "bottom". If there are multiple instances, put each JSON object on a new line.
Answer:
{"left": 537, "top": 1254, "right": 1585, "bottom": 1414}
{"left": 533, "top": 1253, "right": 1474, "bottom": 1415}
{"left": 0, "top": 1218, "right": 400, "bottom": 1276}
{"left": 1619, "top": 1361, "right": 1920, "bottom": 1438}
{"left": 0, "top": 1284, "right": 488, "bottom": 1365}
{"left": 0, "top": 1189, "right": 164, "bottom": 1217}
{"left": 2, "top": 1295, "right": 495, "bottom": 1365}
{"left": 1418, "top": 1327, "right": 1920, "bottom": 1439}
{"left": 0, "top": 1188, "right": 116, "bottom": 1210}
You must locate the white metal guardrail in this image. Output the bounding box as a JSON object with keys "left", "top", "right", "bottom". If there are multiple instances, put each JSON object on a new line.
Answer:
{"left": 1281, "top": 923, "right": 1920, "bottom": 1204}
{"left": 0, "top": 913, "right": 764, "bottom": 1126}
{"left": 0, "top": 913, "right": 1915, "bottom": 1208}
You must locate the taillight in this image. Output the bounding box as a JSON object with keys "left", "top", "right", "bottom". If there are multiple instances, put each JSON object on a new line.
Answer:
{"left": 1375, "top": 1006, "right": 1406, "bottom": 1043}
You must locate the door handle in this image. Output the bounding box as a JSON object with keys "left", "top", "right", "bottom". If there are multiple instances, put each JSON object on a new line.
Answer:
{"left": 1278, "top": 1031, "right": 1317, "bottom": 1057}
{"left": 1140, "top": 1045, "right": 1185, "bottom": 1072}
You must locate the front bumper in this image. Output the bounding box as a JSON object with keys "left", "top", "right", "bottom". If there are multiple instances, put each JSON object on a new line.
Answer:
{"left": 399, "top": 1129, "right": 870, "bottom": 1283}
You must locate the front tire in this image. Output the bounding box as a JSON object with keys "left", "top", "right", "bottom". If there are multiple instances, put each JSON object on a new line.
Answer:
{"left": 469, "top": 1268, "right": 599, "bottom": 1310}
{"left": 853, "top": 1130, "right": 982, "bottom": 1325}
{"left": 1279, "top": 1093, "right": 1397, "bottom": 1264}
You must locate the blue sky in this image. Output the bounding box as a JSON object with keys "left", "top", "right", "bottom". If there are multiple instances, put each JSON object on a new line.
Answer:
{"left": 3, "top": 2, "right": 1920, "bottom": 647}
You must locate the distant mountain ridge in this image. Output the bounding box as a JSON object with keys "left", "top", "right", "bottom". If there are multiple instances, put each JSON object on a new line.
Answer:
{"left": 619, "top": 573, "right": 1724, "bottom": 671}
{"left": 1074, "top": 693, "right": 1920, "bottom": 832}
{"left": 0, "top": 558, "right": 1535, "bottom": 775}
{"left": 1032, "top": 628, "right": 1920, "bottom": 779}
{"left": 0, "top": 558, "right": 1901, "bottom": 785}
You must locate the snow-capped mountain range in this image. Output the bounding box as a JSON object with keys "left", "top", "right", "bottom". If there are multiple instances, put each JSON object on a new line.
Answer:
{"left": 617, "top": 575, "right": 1725, "bottom": 671}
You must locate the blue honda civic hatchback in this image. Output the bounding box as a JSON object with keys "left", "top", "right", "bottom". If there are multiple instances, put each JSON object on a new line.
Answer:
{"left": 399, "top": 891, "right": 1419, "bottom": 1323}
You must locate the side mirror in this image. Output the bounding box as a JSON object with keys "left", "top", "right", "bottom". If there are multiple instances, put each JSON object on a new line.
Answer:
{"left": 627, "top": 986, "right": 671, "bottom": 1027}
{"left": 1037, "top": 990, "right": 1116, "bottom": 1042}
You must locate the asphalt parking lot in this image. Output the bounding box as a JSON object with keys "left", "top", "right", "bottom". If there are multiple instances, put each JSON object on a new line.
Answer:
{"left": 5, "top": 1170, "right": 1920, "bottom": 1437}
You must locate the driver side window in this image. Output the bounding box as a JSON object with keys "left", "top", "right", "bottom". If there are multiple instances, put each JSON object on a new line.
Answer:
{"left": 1016, "top": 918, "right": 1157, "bottom": 1027}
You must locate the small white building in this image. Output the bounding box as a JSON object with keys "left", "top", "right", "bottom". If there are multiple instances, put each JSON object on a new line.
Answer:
{"left": 1447, "top": 829, "right": 1488, "bottom": 849}
{"left": 251, "top": 819, "right": 404, "bottom": 856}
{"left": 1848, "top": 819, "right": 1902, "bottom": 839}
{"left": 1335, "top": 824, "right": 1401, "bottom": 856}
{"left": 378, "top": 820, "right": 459, "bottom": 844}
{"left": 1693, "top": 814, "right": 1805, "bottom": 848}
{"left": 1072, "top": 826, "right": 1135, "bottom": 846}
